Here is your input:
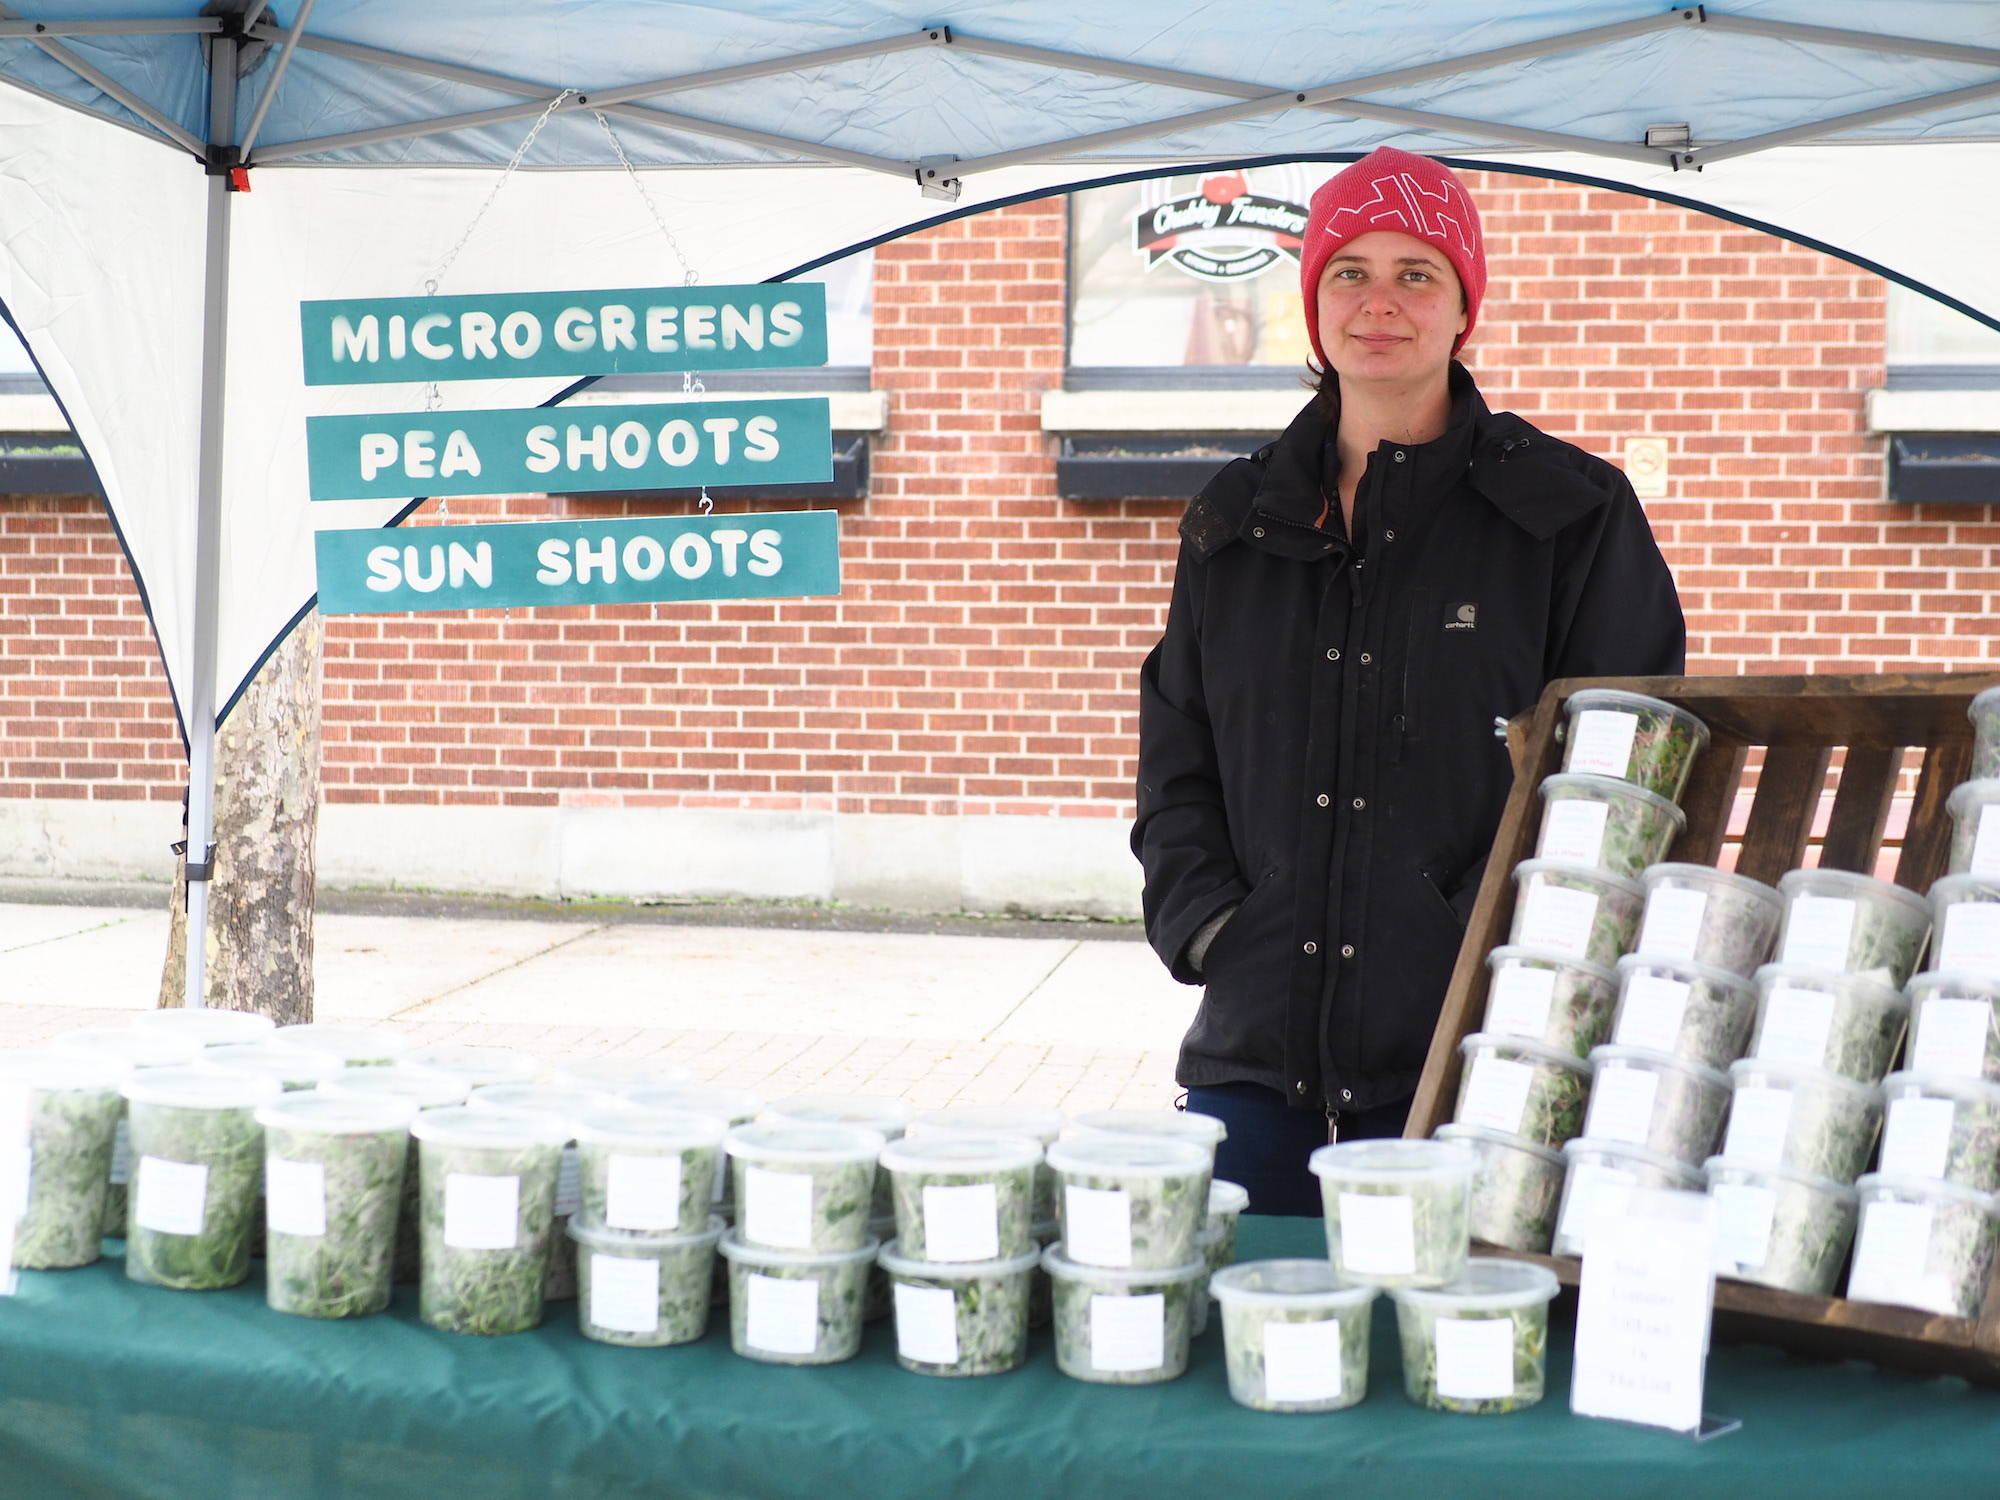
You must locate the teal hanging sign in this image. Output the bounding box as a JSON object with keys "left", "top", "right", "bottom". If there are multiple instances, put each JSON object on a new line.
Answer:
{"left": 315, "top": 511, "right": 840, "bottom": 615}
{"left": 306, "top": 397, "right": 833, "bottom": 501}
{"left": 300, "top": 283, "right": 827, "bottom": 385}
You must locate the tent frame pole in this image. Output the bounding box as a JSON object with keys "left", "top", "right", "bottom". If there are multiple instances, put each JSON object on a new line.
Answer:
{"left": 182, "top": 27, "right": 239, "bottom": 1010}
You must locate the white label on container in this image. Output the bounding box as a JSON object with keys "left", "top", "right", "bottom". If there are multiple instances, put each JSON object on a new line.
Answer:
{"left": 1337, "top": 1191, "right": 1416, "bottom": 1275}
{"left": 589, "top": 1253, "right": 661, "bottom": 1334}
{"left": 606, "top": 1152, "right": 684, "bottom": 1232}
{"left": 1848, "top": 1201, "right": 1938, "bottom": 1311}
{"left": 1712, "top": 1182, "right": 1776, "bottom": 1271}
{"left": 1486, "top": 966, "right": 1558, "bottom": 1040}
{"left": 1584, "top": 1067, "right": 1660, "bottom": 1146}
{"left": 742, "top": 1166, "right": 815, "bottom": 1250}
{"left": 1722, "top": 1086, "right": 1794, "bottom": 1167}
{"left": 1939, "top": 904, "right": 2000, "bottom": 974}
{"left": 922, "top": 1182, "right": 1000, "bottom": 1263}
{"left": 1517, "top": 886, "right": 1600, "bottom": 959}
{"left": 1064, "top": 1184, "right": 1135, "bottom": 1268}
{"left": 1910, "top": 999, "right": 1992, "bottom": 1079}
{"left": 1434, "top": 1315, "right": 1516, "bottom": 1400}
{"left": 1780, "top": 896, "right": 1857, "bottom": 971}
{"left": 109, "top": 1118, "right": 131, "bottom": 1187}
{"left": 1755, "top": 986, "right": 1836, "bottom": 1068}
{"left": 1457, "top": 1056, "right": 1534, "bottom": 1135}
{"left": 554, "top": 1144, "right": 582, "bottom": 1217}
{"left": 1638, "top": 888, "right": 1708, "bottom": 964}
{"left": 1570, "top": 710, "right": 1639, "bottom": 778}
{"left": 264, "top": 1156, "right": 327, "bottom": 1238}
{"left": 893, "top": 1282, "right": 961, "bottom": 1365}
{"left": 1613, "top": 974, "right": 1691, "bottom": 1054}
{"left": 1541, "top": 799, "right": 1611, "bottom": 866}
{"left": 1558, "top": 1163, "right": 1636, "bottom": 1250}
{"left": 745, "top": 1272, "right": 821, "bottom": 1355}
{"left": 1090, "top": 1292, "right": 1165, "bottom": 1373}
{"left": 443, "top": 1171, "right": 520, "bottom": 1250}
{"left": 1879, "top": 1097, "right": 1956, "bottom": 1181}
{"left": 1973, "top": 806, "right": 2000, "bottom": 877}
{"left": 1261, "top": 1317, "right": 1348, "bottom": 1404}
{"left": 132, "top": 1157, "right": 208, "bottom": 1237}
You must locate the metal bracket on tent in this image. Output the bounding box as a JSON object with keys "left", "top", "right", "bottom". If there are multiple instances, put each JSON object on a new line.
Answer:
{"left": 915, "top": 155, "right": 962, "bottom": 201}
{"left": 171, "top": 841, "right": 218, "bottom": 883}
{"left": 922, "top": 26, "right": 954, "bottom": 46}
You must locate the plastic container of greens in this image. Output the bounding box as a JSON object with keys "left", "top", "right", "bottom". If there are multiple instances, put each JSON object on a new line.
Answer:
{"left": 120, "top": 1067, "right": 285, "bottom": 1290}
{"left": 409, "top": 1105, "right": 569, "bottom": 1335}
{"left": 1722, "top": 1058, "right": 1883, "bottom": 1183}
{"left": 879, "top": 1133, "right": 1040, "bottom": 1262}
{"left": 51, "top": 1027, "right": 203, "bottom": 1237}
{"left": 1969, "top": 686, "right": 2000, "bottom": 781}
{"left": 1069, "top": 1107, "right": 1227, "bottom": 1161}
{"left": 1905, "top": 971, "right": 2000, "bottom": 1083}
{"left": 402, "top": 1043, "right": 541, "bottom": 1090}
{"left": 1390, "top": 1258, "right": 1561, "bottom": 1414}
{"left": 1583, "top": 1045, "right": 1732, "bottom": 1168}
{"left": 1774, "top": 869, "right": 1932, "bottom": 990}
{"left": 1451, "top": 1032, "right": 1591, "bottom": 1148}
{"left": 1930, "top": 874, "right": 2000, "bottom": 975}
{"left": 467, "top": 1082, "right": 632, "bottom": 1301}
{"left": 1508, "top": 860, "right": 1645, "bottom": 969}
{"left": 1480, "top": 946, "right": 1618, "bottom": 1060}
{"left": 255, "top": 1091, "right": 419, "bottom": 1318}
{"left": 1559, "top": 688, "right": 1709, "bottom": 801}
{"left": 878, "top": 1238, "right": 1039, "bottom": 1376}
{"left": 572, "top": 1103, "right": 728, "bottom": 1236}
{"left": 1211, "top": 1260, "right": 1378, "bottom": 1413}
{"left": 1610, "top": 953, "right": 1759, "bottom": 1071}
{"left": 549, "top": 1056, "right": 698, "bottom": 1094}
{"left": 318, "top": 1065, "right": 473, "bottom": 1283}
{"left": 1206, "top": 1178, "right": 1249, "bottom": 1247}
{"left": 763, "top": 1094, "right": 911, "bottom": 1217}
{"left": 912, "top": 1105, "right": 1066, "bottom": 1221}
{"left": 1946, "top": 779, "right": 2000, "bottom": 876}
{"left": 1309, "top": 1137, "right": 1475, "bottom": 1288}
{"left": 1434, "top": 1124, "right": 1565, "bottom": 1254}
{"left": 1747, "top": 963, "right": 1908, "bottom": 1084}
{"left": 1042, "top": 1241, "right": 1207, "bottom": 1385}
{"left": 130, "top": 1008, "right": 278, "bottom": 1048}
{"left": 200, "top": 1042, "right": 345, "bottom": 1092}
{"left": 626, "top": 1083, "right": 765, "bottom": 1212}
{"left": 1847, "top": 1172, "right": 2000, "bottom": 1319}
{"left": 1553, "top": 1138, "right": 1704, "bottom": 1259}
{"left": 0, "top": 1049, "right": 129, "bottom": 1270}
{"left": 1877, "top": 1070, "right": 2000, "bottom": 1192}
{"left": 569, "top": 1212, "right": 725, "bottom": 1347}
{"left": 1634, "top": 864, "right": 1783, "bottom": 977}
{"left": 1703, "top": 1155, "right": 1859, "bottom": 1296}
{"left": 1046, "top": 1134, "right": 1211, "bottom": 1272}
{"left": 270, "top": 1023, "right": 410, "bottom": 1069}
{"left": 719, "top": 1228, "right": 879, "bottom": 1365}
{"left": 1534, "top": 772, "right": 1686, "bottom": 881}
{"left": 726, "top": 1120, "right": 886, "bottom": 1254}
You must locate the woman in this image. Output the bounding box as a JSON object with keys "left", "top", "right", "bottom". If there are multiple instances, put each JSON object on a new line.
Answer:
{"left": 1132, "top": 147, "right": 1685, "bottom": 1214}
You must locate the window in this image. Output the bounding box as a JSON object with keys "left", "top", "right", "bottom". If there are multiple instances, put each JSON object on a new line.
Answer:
{"left": 1885, "top": 284, "right": 2000, "bottom": 388}
{"left": 1876, "top": 286, "right": 2000, "bottom": 504}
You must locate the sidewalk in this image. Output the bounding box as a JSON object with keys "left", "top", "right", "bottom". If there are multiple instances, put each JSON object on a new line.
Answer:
{"left": 0, "top": 895, "right": 1196, "bottom": 1113}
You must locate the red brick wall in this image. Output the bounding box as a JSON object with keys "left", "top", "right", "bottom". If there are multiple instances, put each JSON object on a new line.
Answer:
{"left": 2, "top": 175, "right": 1996, "bottom": 815}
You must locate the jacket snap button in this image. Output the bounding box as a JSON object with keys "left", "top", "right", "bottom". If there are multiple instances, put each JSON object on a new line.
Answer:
{"left": 1392, "top": 450, "right": 1406, "bottom": 463}
{"left": 1252, "top": 526, "right": 1266, "bottom": 538}
{"left": 1326, "top": 647, "right": 1340, "bottom": 661}
{"left": 1358, "top": 652, "right": 1372, "bottom": 664}
{"left": 1303, "top": 941, "right": 1318, "bottom": 955}
{"left": 1341, "top": 1089, "right": 1354, "bottom": 1102}
{"left": 1296, "top": 1081, "right": 1308, "bottom": 1095}
{"left": 1316, "top": 794, "right": 1330, "bottom": 807}
{"left": 1351, "top": 797, "right": 1366, "bottom": 810}
{"left": 1383, "top": 529, "right": 1396, "bottom": 541}
{"left": 1340, "top": 944, "right": 1356, "bottom": 958}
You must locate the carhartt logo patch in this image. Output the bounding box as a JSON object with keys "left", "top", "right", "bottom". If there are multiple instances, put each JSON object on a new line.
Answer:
{"left": 1445, "top": 602, "right": 1477, "bottom": 631}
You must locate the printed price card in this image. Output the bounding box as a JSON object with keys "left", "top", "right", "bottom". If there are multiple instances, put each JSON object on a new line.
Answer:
{"left": 589, "top": 1254, "right": 662, "bottom": 1335}
{"left": 1541, "top": 801, "right": 1610, "bottom": 866}
{"left": 1637, "top": 889, "right": 1708, "bottom": 964}
{"left": 1090, "top": 1293, "right": 1165, "bottom": 1373}
{"left": 1457, "top": 1056, "right": 1534, "bottom": 1135}
{"left": 1262, "top": 1318, "right": 1348, "bottom": 1404}
{"left": 1337, "top": 1191, "right": 1416, "bottom": 1276}
{"left": 264, "top": 1157, "right": 328, "bottom": 1238}
{"left": 443, "top": 1172, "right": 520, "bottom": 1250}
{"left": 133, "top": 1157, "right": 209, "bottom": 1237}
{"left": 1939, "top": 904, "right": 2000, "bottom": 974}
{"left": 1584, "top": 1067, "right": 1659, "bottom": 1146}
{"left": 1779, "top": 897, "right": 1856, "bottom": 971}
{"left": 1847, "top": 1201, "right": 1942, "bottom": 1313}
{"left": 1557, "top": 1163, "right": 1636, "bottom": 1255}
{"left": 1721, "top": 1087, "right": 1793, "bottom": 1167}
{"left": 1753, "top": 987, "right": 1835, "bottom": 1068}
{"left": 1517, "top": 887, "right": 1600, "bottom": 958}
{"left": 922, "top": 1182, "right": 1000, "bottom": 1263}
{"left": 1435, "top": 1315, "right": 1516, "bottom": 1401}
{"left": 1573, "top": 1186, "right": 1716, "bottom": 1434}
{"left": 746, "top": 1272, "right": 821, "bottom": 1355}
{"left": 1569, "top": 711, "right": 1638, "bottom": 778}
{"left": 1064, "top": 1185, "right": 1135, "bottom": 1268}
{"left": 606, "top": 1152, "right": 684, "bottom": 1232}
{"left": 1878, "top": 1097, "right": 1955, "bottom": 1181}
{"left": 743, "top": 1166, "right": 815, "bottom": 1250}
{"left": 893, "top": 1283, "right": 960, "bottom": 1365}
{"left": 1909, "top": 999, "right": 1991, "bottom": 1078}
{"left": 1613, "top": 975, "right": 1690, "bottom": 1055}
{"left": 1486, "top": 966, "right": 1557, "bottom": 1040}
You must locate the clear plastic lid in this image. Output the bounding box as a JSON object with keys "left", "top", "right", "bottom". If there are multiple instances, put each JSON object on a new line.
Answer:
{"left": 1642, "top": 862, "right": 1782, "bottom": 909}
{"left": 199, "top": 1042, "right": 345, "bottom": 1089}
{"left": 318, "top": 1065, "right": 472, "bottom": 1111}
{"left": 1045, "top": 1134, "right": 1211, "bottom": 1178}
{"left": 1069, "top": 1107, "right": 1227, "bottom": 1148}
{"left": 1538, "top": 771, "right": 1687, "bottom": 823}
{"left": 1727, "top": 1056, "right": 1882, "bottom": 1104}
{"left": 1511, "top": 858, "right": 1644, "bottom": 900}
{"left": 878, "top": 1132, "right": 1041, "bottom": 1176}
{"left": 50, "top": 1027, "right": 202, "bottom": 1070}
{"left": 1308, "top": 1137, "right": 1478, "bottom": 1184}
{"left": 254, "top": 1091, "right": 419, "bottom": 1136}
{"left": 572, "top": 1104, "right": 729, "bottom": 1150}
{"left": 402, "top": 1043, "right": 541, "bottom": 1087}
{"left": 1855, "top": 1171, "right": 2000, "bottom": 1216}
{"left": 910, "top": 1104, "right": 1065, "bottom": 1146}
{"left": 1209, "top": 1258, "right": 1378, "bottom": 1309}
{"left": 120, "top": 1066, "right": 285, "bottom": 1111}
{"left": 1039, "top": 1241, "right": 1207, "bottom": 1285}
{"left": 1208, "top": 1179, "right": 1250, "bottom": 1217}
{"left": 1879, "top": 1069, "right": 2000, "bottom": 1111}
{"left": 1563, "top": 1136, "right": 1705, "bottom": 1186}
{"left": 1907, "top": 970, "right": 2000, "bottom": 1003}
{"left": 1752, "top": 962, "right": 1902, "bottom": 1008}
{"left": 1701, "top": 1154, "right": 1856, "bottom": 1203}
{"left": 724, "top": 1119, "right": 887, "bottom": 1165}
{"left": 1778, "top": 867, "right": 1931, "bottom": 921}
{"left": 465, "top": 1083, "right": 627, "bottom": 1133}
{"left": 1589, "top": 1044, "right": 1729, "bottom": 1092}
{"left": 548, "top": 1056, "right": 697, "bottom": 1093}
{"left": 1387, "top": 1256, "right": 1561, "bottom": 1311}
{"left": 1945, "top": 779, "right": 2000, "bottom": 818}
{"left": 1562, "top": 688, "right": 1711, "bottom": 748}
{"left": 1458, "top": 1030, "right": 1594, "bottom": 1076}
{"left": 407, "top": 1104, "right": 570, "bottom": 1150}
{"left": 716, "top": 1226, "right": 880, "bottom": 1269}
{"left": 0, "top": 1048, "right": 130, "bottom": 1094}
{"left": 1931, "top": 873, "right": 2000, "bottom": 909}
{"left": 763, "top": 1094, "right": 912, "bottom": 1138}
{"left": 270, "top": 1024, "right": 410, "bottom": 1065}
{"left": 622, "top": 1083, "right": 765, "bottom": 1125}
{"left": 568, "top": 1212, "right": 726, "bottom": 1251}
{"left": 1617, "top": 951, "right": 1756, "bottom": 997}
{"left": 877, "top": 1237, "right": 1041, "bottom": 1280}
{"left": 129, "top": 1008, "right": 277, "bottom": 1047}
{"left": 1486, "top": 945, "right": 1617, "bottom": 985}
{"left": 1435, "top": 1122, "right": 1564, "bottom": 1168}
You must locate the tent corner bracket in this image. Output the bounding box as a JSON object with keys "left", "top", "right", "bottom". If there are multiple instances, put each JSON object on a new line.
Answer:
{"left": 922, "top": 25, "right": 953, "bottom": 45}
{"left": 915, "top": 155, "right": 961, "bottom": 201}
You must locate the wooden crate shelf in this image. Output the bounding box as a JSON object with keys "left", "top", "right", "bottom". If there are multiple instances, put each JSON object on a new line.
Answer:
{"left": 1405, "top": 671, "right": 2000, "bottom": 1383}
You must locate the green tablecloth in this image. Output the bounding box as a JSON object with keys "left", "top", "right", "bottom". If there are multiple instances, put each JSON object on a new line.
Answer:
{"left": 1, "top": 1217, "right": 1996, "bottom": 1499}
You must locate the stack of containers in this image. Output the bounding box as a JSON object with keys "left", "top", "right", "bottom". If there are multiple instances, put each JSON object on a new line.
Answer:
{"left": 49, "top": 1027, "right": 203, "bottom": 1237}
{"left": 467, "top": 1082, "right": 632, "bottom": 1301}
{"left": 626, "top": 1083, "right": 765, "bottom": 1309}
{"left": 908, "top": 1104, "right": 1065, "bottom": 1326}
{"left": 0, "top": 1049, "right": 132, "bottom": 1272}
{"left": 318, "top": 1064, "right": 474, "bottom": 1282}
{"left": 1446, "top": 689, "right": 1710, "bottom": 1253}
{"left": 763, "top": 1094, "right": 914, "bottom": 1321}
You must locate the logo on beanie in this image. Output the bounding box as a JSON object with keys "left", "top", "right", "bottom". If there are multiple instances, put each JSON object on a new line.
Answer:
{"left": 1323, "top": 171, "right": 1478, "bottom": 262}
{"left": 1132, "top": 169, "right": 1310, "bottom": 283}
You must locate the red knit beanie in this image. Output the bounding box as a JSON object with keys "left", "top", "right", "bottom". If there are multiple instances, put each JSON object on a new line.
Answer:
{"left": 1300, "top": 147, "right": 1487, "bottom": 366}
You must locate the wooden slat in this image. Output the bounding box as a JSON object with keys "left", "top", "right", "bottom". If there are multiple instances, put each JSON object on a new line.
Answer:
{"left": 1666, "top": 738, "right": 1748, "bottom": 867}
{"left": 1734, "top": 744, "right": 1834, "bottom": 885}
{"left": 1552, "top": 671, "right": 1996, "bottom": 748}
{"left": 1817, "top": 743, "right": 1901, "bottom": 874}
{"left": 1898, "top": 739, "right": 1973, "bottom": 892}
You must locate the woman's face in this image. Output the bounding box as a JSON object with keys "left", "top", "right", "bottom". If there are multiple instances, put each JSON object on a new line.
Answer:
{"left": 1314, "top": 229, "right": 1467, "bottom": 390}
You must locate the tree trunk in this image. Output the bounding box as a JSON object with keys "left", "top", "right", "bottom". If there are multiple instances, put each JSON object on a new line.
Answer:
{"left": 159, "top": 610, "right": 323, "bottom": 1021}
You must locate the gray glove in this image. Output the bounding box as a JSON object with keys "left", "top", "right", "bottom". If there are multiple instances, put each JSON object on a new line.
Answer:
{"left": 1185, "top": 903, "right": 1239, "bottom": 977}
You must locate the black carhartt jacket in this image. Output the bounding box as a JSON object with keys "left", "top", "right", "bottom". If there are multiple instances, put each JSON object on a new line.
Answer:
{"left": 1133, "top": 364, "right": 1685, "bottom": 1115}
